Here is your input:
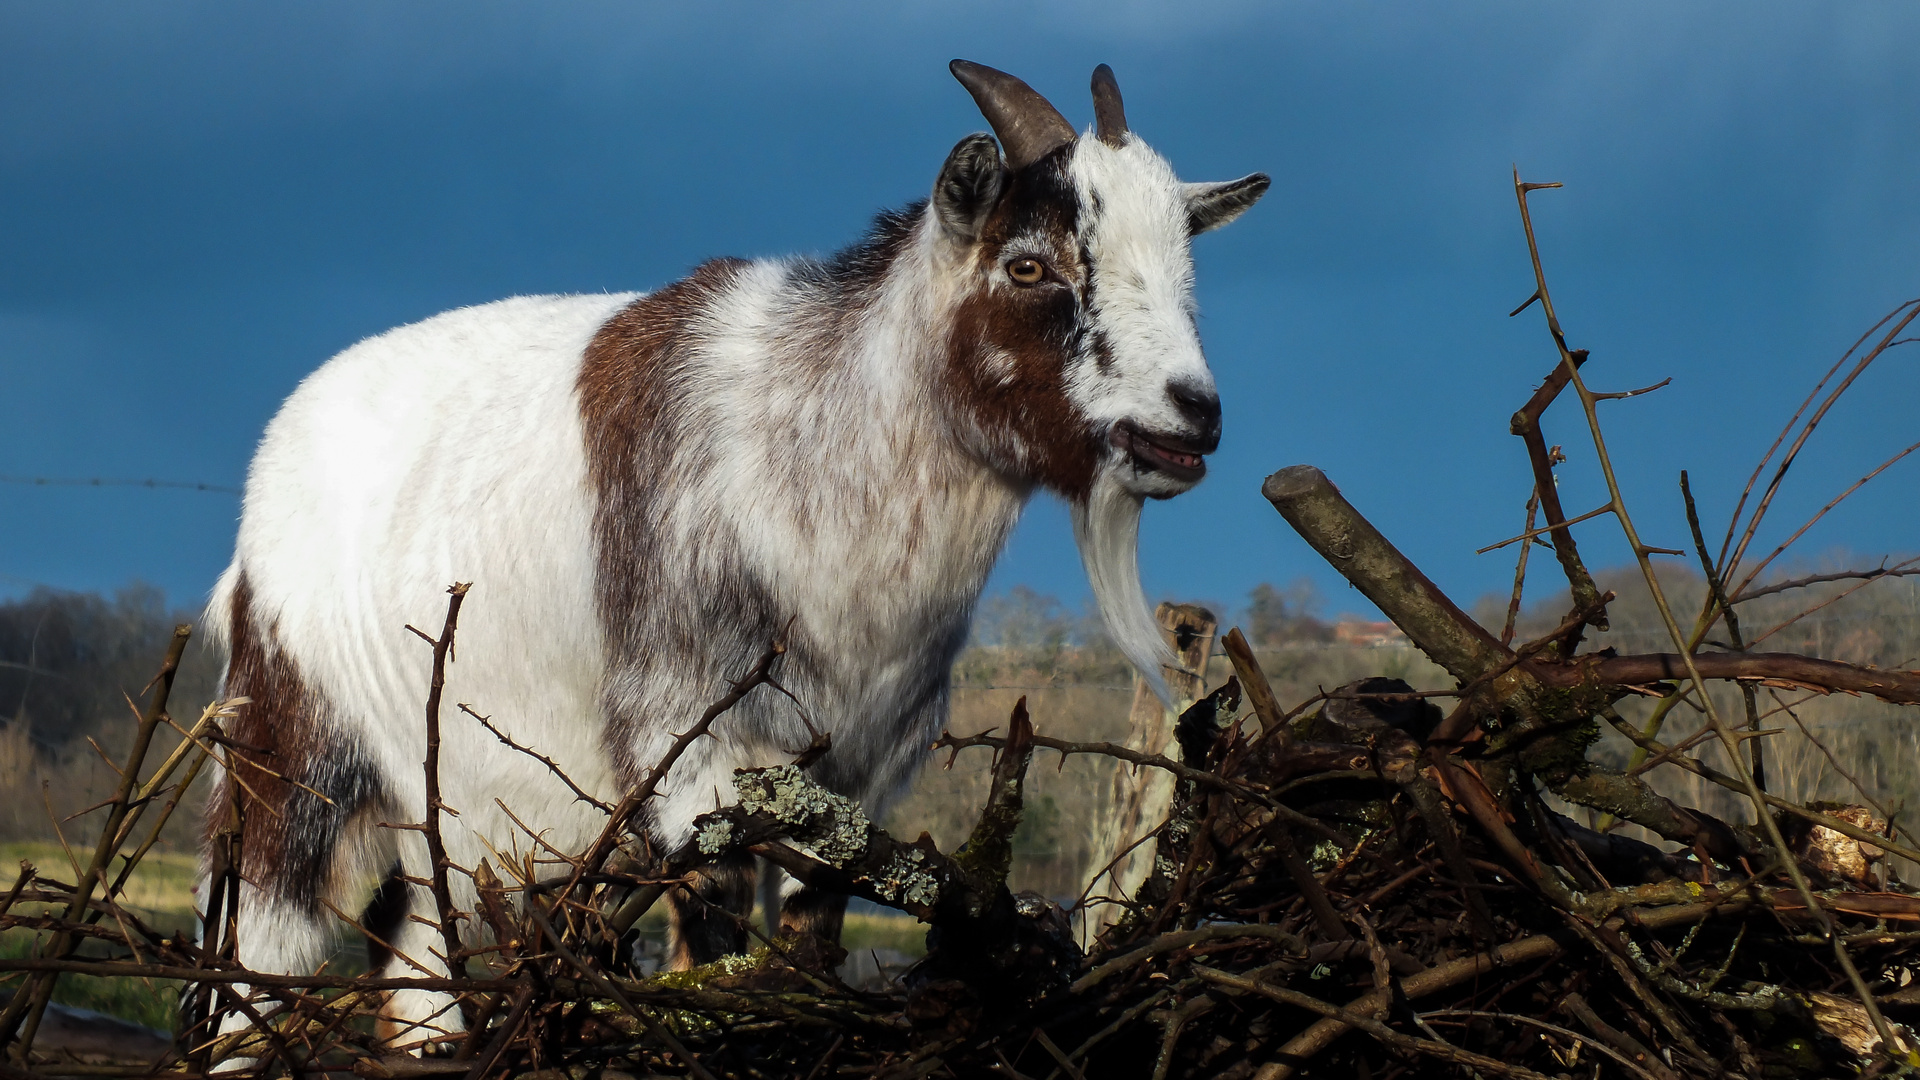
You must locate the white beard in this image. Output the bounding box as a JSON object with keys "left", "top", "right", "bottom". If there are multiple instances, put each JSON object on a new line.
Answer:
{"left": 1072, "top": 468, "right": 1178, "bottom": 706}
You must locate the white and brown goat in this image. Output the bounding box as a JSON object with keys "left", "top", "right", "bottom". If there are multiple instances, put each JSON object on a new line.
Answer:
{"left": 208, "top": 60, "right": 1266, "bottom": 1043}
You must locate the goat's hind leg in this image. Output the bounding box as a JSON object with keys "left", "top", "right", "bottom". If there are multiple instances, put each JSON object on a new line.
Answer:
{"left": 750, "top": 862, "right": 851, "bottom": 977}
{"left": 365, "top": 847, "right": 469, "bottom": 1054}
{"left": 777, "top": 878, "right": 848, "bottom": 944}
{"left": 665, "top": 851, "right": 757, "bottom": 969}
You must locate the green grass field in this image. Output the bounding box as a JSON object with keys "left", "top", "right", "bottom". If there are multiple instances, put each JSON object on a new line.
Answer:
{"left": 841, "top": 911, "right": 924, "bottom": 957}
{"left": 0, "top": 840, "right": 200, "bottom": 1031}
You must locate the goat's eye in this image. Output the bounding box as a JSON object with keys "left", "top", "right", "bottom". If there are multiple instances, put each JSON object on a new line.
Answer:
{"left": 1007, "top": 258, "right": 1046, "bottom": 285}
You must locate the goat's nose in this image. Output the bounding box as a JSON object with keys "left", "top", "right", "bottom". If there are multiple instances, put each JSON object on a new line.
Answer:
{"left": 1168, "top": 382, "right": 1222, "bottom": 445}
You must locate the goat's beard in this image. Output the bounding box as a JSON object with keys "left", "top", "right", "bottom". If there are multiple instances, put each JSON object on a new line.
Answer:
{"left": 1072, "top": 468, "right": 1178, "bottom": 706}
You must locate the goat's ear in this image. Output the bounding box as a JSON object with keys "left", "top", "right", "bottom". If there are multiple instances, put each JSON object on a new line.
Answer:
{"left": 934, "top": 133, "right": 1007, "bottom": 243}
{"left": 1184, "top": 173, "right": 1270, "bottom": 235}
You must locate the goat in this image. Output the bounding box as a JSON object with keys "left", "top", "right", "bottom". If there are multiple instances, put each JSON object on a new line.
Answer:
{"left": 207, "top": 60, "right": 1266, "bottom": 1047}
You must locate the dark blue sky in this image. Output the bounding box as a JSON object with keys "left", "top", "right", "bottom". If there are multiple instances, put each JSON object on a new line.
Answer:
{"left": 3, "top": 2, "right": 1916, "bottom": 626}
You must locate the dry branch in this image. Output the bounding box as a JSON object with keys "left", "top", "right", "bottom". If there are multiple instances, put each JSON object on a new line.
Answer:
{"left": 1732, "top": 563, "right": 1920, "bottom": 604}
{"left": 1262, "top": 466, "right": 1510, "bottom": 686}
{"left": 416, "top": 583, "right": 473, "bottom": 985}
{"left": 1540, "top": 651, "right": 1920, "bottom": 705}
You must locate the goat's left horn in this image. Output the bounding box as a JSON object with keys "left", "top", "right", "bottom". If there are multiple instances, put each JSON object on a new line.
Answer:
{"left": 950, "top": 60, "right": 1077, "bottom": 171}
{"left": 1091, "top": 64, "right": 1128, "bottom": 147}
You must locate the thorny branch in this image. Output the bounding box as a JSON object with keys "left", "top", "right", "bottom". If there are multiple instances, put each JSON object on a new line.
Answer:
{"left": 1730, "top": 561, "right": 1920, "bottom": 605}
{"left": 415, "top": 583, "right": 474, "bottom": 985}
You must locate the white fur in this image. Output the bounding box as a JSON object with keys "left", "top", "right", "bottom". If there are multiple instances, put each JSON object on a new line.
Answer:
{"left": 1061, "top": 135, "right": 1224, "bottom": 692}
{"left": 1071, "top": 471, "right": 1168, "bottom": 701}
{"left": 1067, "top": 136, "right": 1214, "bottom": 477}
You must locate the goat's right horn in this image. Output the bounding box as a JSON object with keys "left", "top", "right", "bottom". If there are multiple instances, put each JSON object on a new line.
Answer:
{"left": 950, "top": 60, "right": 1077, "bottom": 171}
{"left": 1091, "top": 64, "right": 1128, "bottom": 147}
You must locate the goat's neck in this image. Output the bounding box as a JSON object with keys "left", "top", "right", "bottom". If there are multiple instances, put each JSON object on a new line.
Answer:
{"left": 744, "top": 219, "right": 1028, "bottom": 623}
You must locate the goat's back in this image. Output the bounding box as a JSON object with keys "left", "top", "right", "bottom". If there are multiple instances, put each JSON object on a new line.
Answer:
{"left": 213, "top": 292, "right": 636, "bottom": 867}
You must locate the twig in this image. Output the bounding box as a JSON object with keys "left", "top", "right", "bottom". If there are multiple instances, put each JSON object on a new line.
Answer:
{"left": 1731, "top": 562, "right": 1920, "bottom": 604}
{"left": 0, "top": 958, "right": 519, "bottom": 992}
{"left": 1683, "top": 470, "right": 1766, "bottom": 792}
{"left": 1590, "top": 376, "right": 1673, "bottom": 401}
{"left": 1031, "top": 1029, "right": 1084, "bottom": 1080}
{"left": 932, "top": 730, "right": 1267, "bottom": 805}
{"left": 1263, "top": 466, "right": 1514, "bottom": 685}
{"left": 1532, "top": 650, "right": 1920, "bottom": 706}
{"left": 1149, "top": 995, "right": 1211, "bottom": 1080}
{"left": 1269, "top": 821, "right": 1350, "bottom": 943}
{"left": 0, "top": 866, "right": 33, "bottom": 923}
{"left": 1475, "top": 500, "right": 1613, "bottom": 554}
{"left": 1195, "top": 965, "right": 1559, "bottom": 1080}
{"left": 1744, "top": 552, "right": 1920, "bottom": 649}
{"left": 1507, "top": 321, "right": 1608, "bottom": 639}
{"left": 1500, "top": 491, "right": 1540, "bottom": 646}
{"left": 1598, "top": 707, "right": 1920, "bottom": 864}
{"left": 1424, "top": 1009, "right": 1666, "bottom": 1080}
{"left": 163, "top": 712, "right": 318, "bottom": 811}
{"left": 1221, "top": 628, "right": 1285, "bottom": 737}
{"left": 1768, "top": 689, "right": 1907, "bottom": 848}
{"left": 1720, "top": 299, "right": 1920, "bottom": 587}
{"left": 1729, "top": 437, "right": 1920, "bottom": 602}
{"left": 1070, "top": 924, "right": 1306, "bottom": 993}
{"left": 416, "top": 583, "right": 473, "bottom": 985}
{"left": 458, "top": 982, "right": 534, "bottom": 1080}
{"left": 958, "top": 697, "right": 1035, "bottom": 896}
{"left": 458, "top": 704, "right": 612, "bottom": 815}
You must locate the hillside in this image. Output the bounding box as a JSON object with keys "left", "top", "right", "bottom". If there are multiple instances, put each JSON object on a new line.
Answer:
{"left": 2, "top": 567, "right": 1913, "bottom": 898}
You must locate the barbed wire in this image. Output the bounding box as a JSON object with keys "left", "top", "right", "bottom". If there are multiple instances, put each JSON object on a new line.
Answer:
{"left": 0, "top": 474, "right": 240, "bottom": 495}
{"left": 956, "top": 684, "right": 1135, "bottom": 692}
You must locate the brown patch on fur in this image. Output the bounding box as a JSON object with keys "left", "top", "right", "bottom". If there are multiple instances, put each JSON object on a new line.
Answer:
{"left": 577, "top": 257, "right": 753, "bottom": 781}
{"left": 214, "top": 573, "right": 385, "bottom": 911}
{"left": 942, "top": 153, "right": 1102, "bottom": 498}
{"left": 573, "top": 216, "right": 941, "bottom": 970}
{"left": 578, "top": 258, "right": 750, "bottom": 634}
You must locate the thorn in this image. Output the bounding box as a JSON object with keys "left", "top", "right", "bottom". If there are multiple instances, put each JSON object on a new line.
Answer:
{"left": 1509, "top": 290, "right": 1542, "bottom": 318}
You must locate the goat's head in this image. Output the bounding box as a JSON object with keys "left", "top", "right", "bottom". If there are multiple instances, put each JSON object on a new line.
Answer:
{"left": 933, "top": 60, "right": 1268, "bottom": 696}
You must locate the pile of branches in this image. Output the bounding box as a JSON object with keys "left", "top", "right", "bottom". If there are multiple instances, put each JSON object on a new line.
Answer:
{"left": 3, "top": 176, "right": 1920, "bottom": 1079}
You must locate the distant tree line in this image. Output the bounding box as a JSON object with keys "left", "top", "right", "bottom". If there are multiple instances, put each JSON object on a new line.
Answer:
{"left": 1, "top": 586, "right": 217, "bottom": 750}
{"left": 969, "top": 579, "right": 1335, "bottom": 653}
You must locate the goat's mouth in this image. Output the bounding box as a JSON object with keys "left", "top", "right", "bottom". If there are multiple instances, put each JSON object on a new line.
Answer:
{"left": 1110, "top": 422, "right": 1209, "bottom": 484}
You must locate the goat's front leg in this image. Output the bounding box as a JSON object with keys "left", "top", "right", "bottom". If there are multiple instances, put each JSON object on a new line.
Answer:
{"left": 370, "top": 854, "right": 466, "bottom": 1054}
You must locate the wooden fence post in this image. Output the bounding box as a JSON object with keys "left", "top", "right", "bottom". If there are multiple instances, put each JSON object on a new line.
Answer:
{"left": 1079, "top": 602, "right": 1216, "bottom": 944}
